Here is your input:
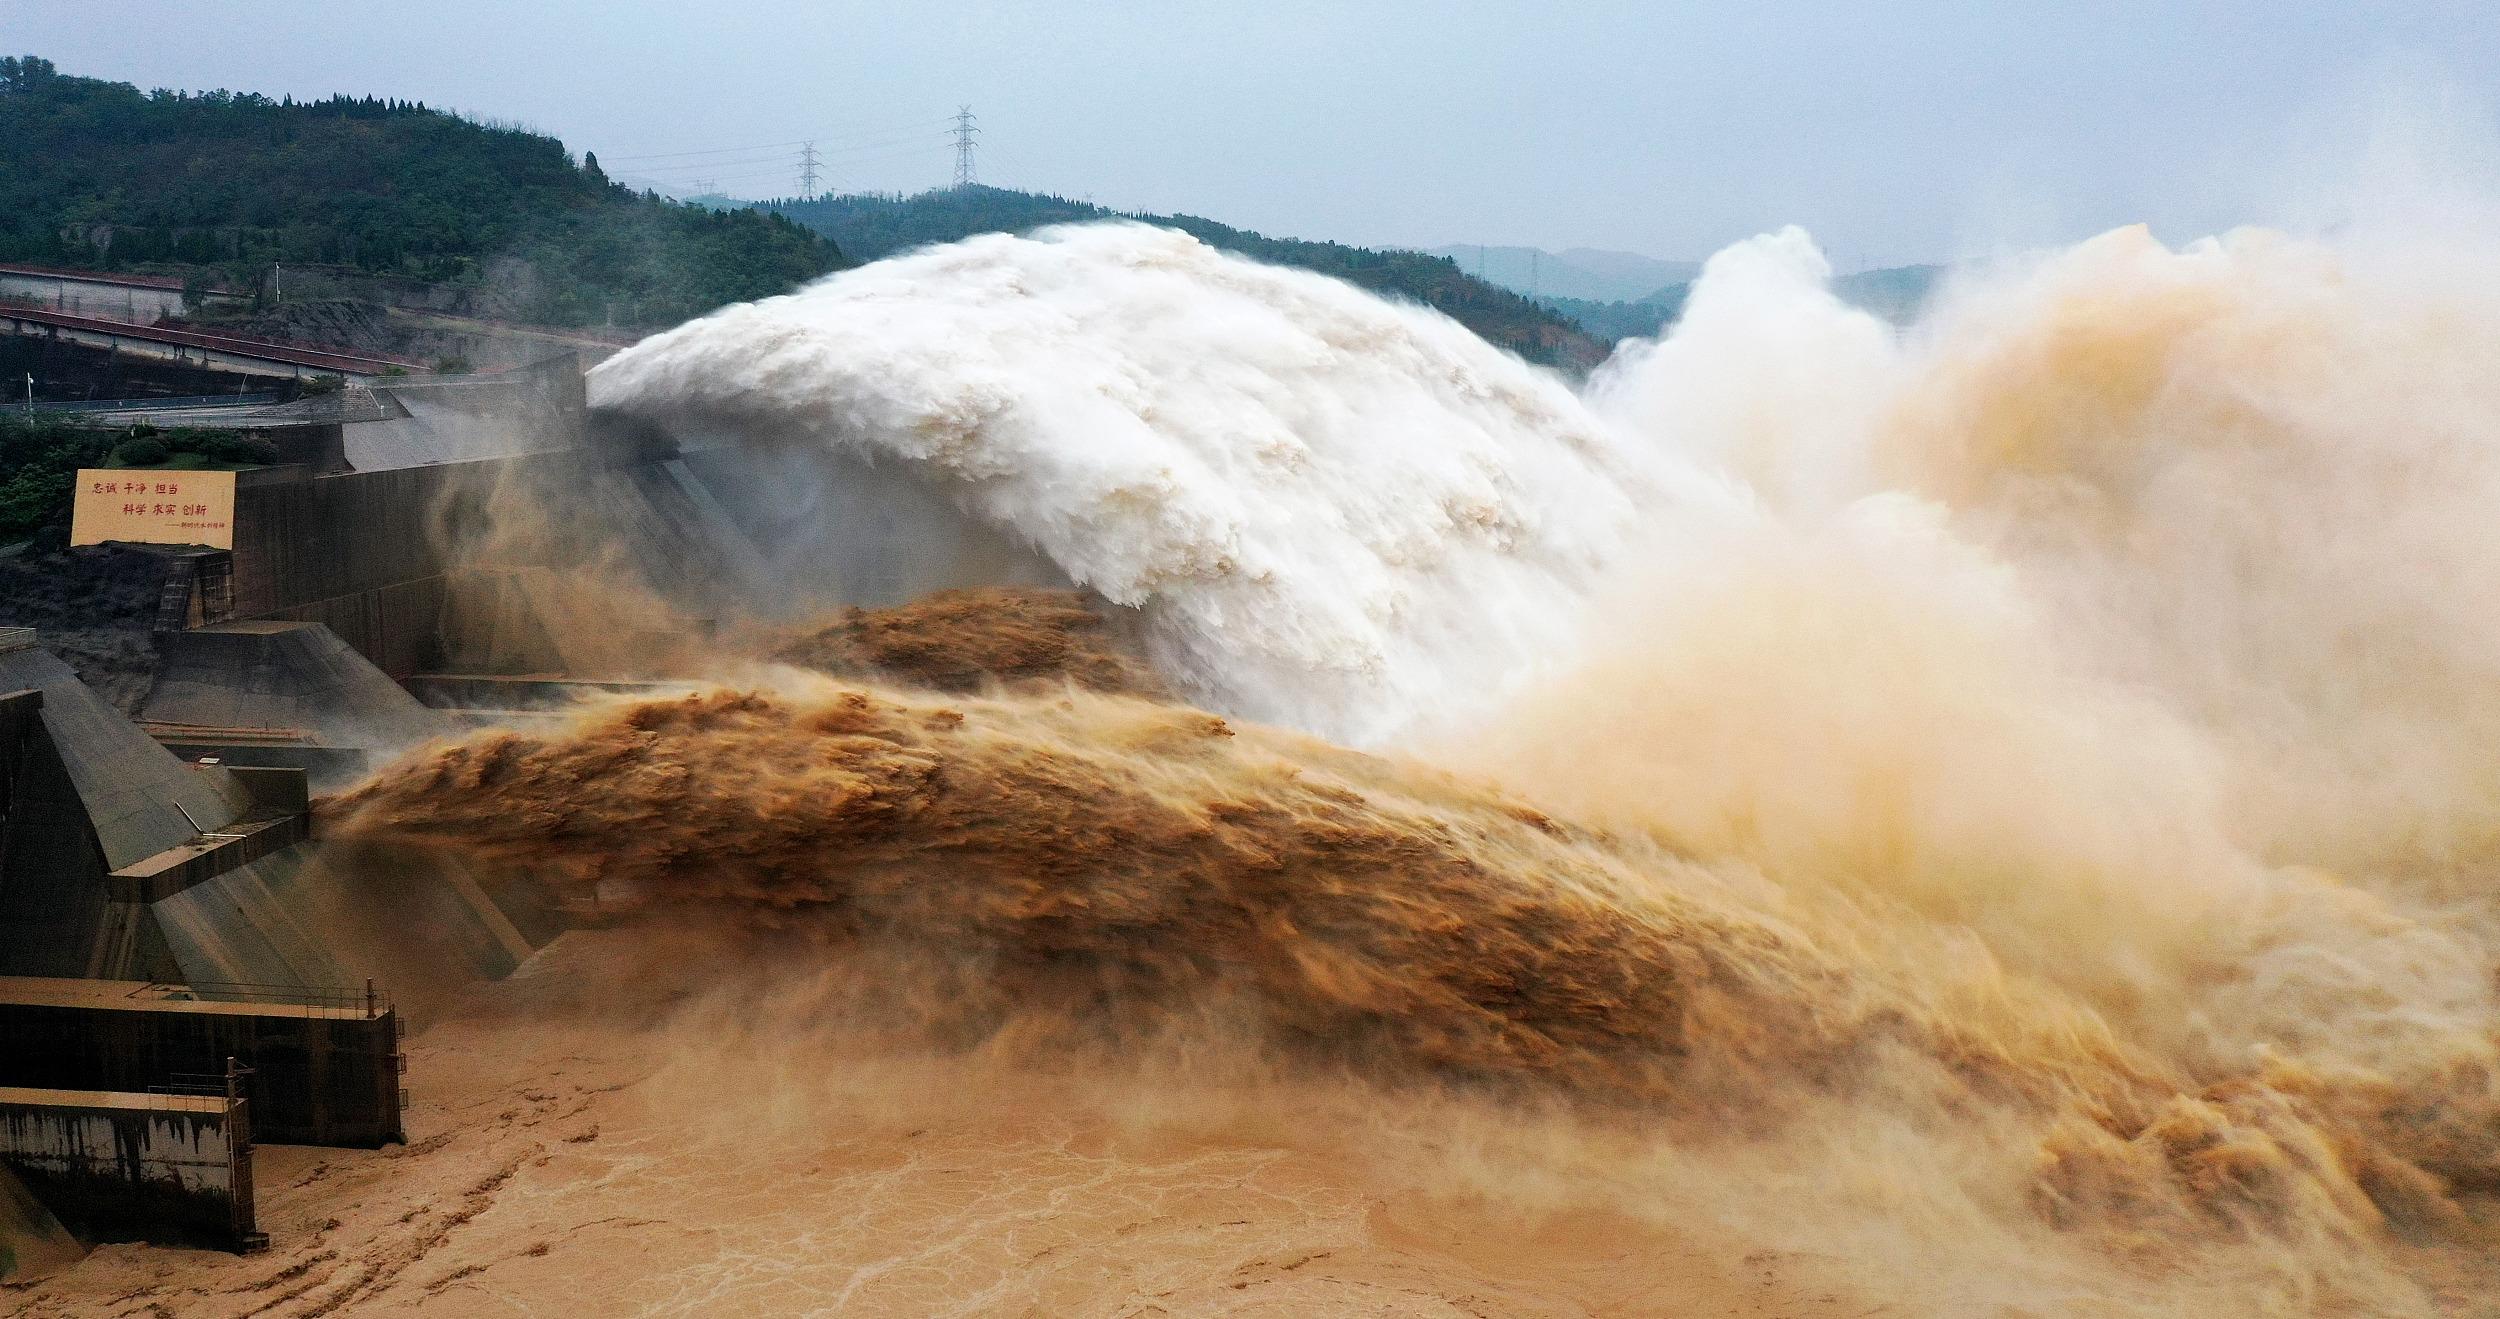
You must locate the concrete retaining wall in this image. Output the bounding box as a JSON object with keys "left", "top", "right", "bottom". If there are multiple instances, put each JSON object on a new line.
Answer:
{"left": 139, "top": 620, "right": 455, "bottom": 792}
{"left": 0, "top": 1087, "right": 254, "bottom": 1250}
{"left": 0, "top": 980, "right": 403, "bottom": 1148}
{"left": 229, "top": 464, "right": 488, "bottom": 676}
{"left": 0, "top": 269, "right": 186, "bottom": 323}
{"left": 0, "top": 648, "right": 257, "bottom": 982}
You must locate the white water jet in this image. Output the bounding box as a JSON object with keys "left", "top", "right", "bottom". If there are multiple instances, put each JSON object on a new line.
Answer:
{"left": 590, "top": 221, "right": 1738, "bottom": 743}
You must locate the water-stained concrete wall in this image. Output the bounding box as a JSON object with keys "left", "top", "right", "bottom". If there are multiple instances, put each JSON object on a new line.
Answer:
{"left": 0, "top": 987, "right": 403, "bottom": 1148}
{"left": 0, "top": 1087, "right": 253, "bottom": 1250}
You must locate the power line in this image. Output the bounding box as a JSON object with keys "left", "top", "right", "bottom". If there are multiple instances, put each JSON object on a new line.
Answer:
{"left": 603, "top": 139, "right": 810, "bottom": 162}
{"left": 618, "top": 153, "right": 805, "bottom": 175}
{"left": 607, "top": 109, "right": 990, "bottom": 199}
{"left": 983, "top": 141, "right": 1048, "bottom": 194}
{"left": 655, "top": 166, "right": 807, "bottom": 187}
{"left": 617, "top": 165, "right": 808, "bottom": 198}
{"left": 599, "top": 116, "right": 970, "bottom": 199}
{"left": 949, "top": 106, "right": 979, "bottom": 188}
{"left": 816, "top": 131, "right": 954, "bottom": 155}
{"left": 601, "top": 118, "right": 954, "bottom": 163}
{"left": 661, "top": 169, "right": 799, "bottom": 186}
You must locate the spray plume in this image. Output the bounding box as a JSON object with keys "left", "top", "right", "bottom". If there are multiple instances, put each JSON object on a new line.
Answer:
{"left": 337, "top": 214, "right": 2500, "bottom": 1311}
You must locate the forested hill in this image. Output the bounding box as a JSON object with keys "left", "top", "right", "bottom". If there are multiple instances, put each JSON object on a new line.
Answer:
{"left": 0, "top": 56, "right": 844, "bottom": 329}
{"left": 763, "top": 187, "right": 1606, "bottom": 369}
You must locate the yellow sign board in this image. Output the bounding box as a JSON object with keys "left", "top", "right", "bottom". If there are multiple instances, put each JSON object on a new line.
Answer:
{"left": 71, "top": 469, "right": 237, "bottom": 550}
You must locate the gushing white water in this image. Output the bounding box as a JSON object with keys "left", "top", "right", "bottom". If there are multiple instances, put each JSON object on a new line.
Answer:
{"left": 589, "top": 222, "right": 1737, "bottom": 742}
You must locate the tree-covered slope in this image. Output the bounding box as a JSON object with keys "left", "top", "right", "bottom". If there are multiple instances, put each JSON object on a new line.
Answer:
{"left": 1533, "top": 294, "right": 1678, "bottom": 344}
{"left": 0, "top": 56, "right": 844, "bottom": 328}
{"left": 1421, "top": 245, "right": 1695, "bottom": 304}
{"left": 765, "top": 186, "right": 1605, "bottom": 368}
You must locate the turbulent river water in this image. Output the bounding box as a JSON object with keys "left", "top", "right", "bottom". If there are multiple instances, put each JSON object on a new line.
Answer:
{"left": 28, "top": 214, "right": 2500, "bottom": 1316}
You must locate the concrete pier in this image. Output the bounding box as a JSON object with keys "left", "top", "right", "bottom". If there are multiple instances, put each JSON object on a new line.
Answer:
{"left": 0, "top": 1085, "right": 256, "bottom": 1251}
{"left": 139, "top": 620, "right": 454, "bottom": 793}
{"left": 0, "top": 977, "right": 403, "bottom": 1148}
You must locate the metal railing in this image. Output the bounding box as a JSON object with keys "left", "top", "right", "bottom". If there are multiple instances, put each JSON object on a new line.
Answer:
{"left": 147, "top": 1075, "right": 227, "bottom": 1096}
{"left": 136, "top": 1058, "right": 254, "bottom": 1113}
{"left": 28, "top": 393, "right": 282, "bottom": 413}
{"left": 154, "top": 978, "right": 391, "bottom": 1018}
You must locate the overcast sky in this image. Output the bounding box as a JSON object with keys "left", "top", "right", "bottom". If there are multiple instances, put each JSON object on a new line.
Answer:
{"left": 10, "top": 1, "right": 2499, "bottom": 269}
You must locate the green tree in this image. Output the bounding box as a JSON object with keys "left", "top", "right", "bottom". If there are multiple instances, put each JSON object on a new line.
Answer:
{"left": 0, "top": 57, "right": 847, "bottom": 329}
{"left": 762, "top": 185, "right": 1603, "bottom": 368}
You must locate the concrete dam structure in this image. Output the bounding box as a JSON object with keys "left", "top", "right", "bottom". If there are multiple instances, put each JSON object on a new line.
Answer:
{"left": 139, "top": 620, "right": 455, "bottom": 792}
{"left": 97, "top": 353, "right": 1065, "bottom": 684}
{"left": 0, "top": 1082, "right": 256, "bottom": 1252}
{"left": 0, "top": 624, "right": 536, "bottom": 1255}
{"left": 0, "top": 626, "right": 544, "bottom": 990}
{"left": 0, "top": 976, "right": 402, "bottom": 1148}
{"left": 0, "top": 632, "right": 269, "bottom": 982}
{"left": 0, "top": 349, "right": 1086, "bottom": 1262}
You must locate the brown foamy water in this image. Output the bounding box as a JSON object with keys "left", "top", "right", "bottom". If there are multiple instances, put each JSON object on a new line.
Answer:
{"left": 307, "top": 673, "right": 2494, "bottom": 1314}
{"left": 29, "top": 214, "right": 2500, "bottom": 1314}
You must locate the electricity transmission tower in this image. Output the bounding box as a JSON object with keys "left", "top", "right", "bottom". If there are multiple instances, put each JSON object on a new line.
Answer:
{"left": 949, "top": 106, "right": 979, "bottom": 188}
{"left": 798, "top": 140, "right": 821, "bottom": 195}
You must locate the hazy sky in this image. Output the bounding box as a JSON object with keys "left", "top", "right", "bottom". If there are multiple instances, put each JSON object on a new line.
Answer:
{"left": 10, "top": 1, "right": 2499, "bottom": 269}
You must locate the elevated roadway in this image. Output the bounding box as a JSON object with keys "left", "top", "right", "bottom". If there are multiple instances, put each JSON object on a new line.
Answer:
{"left": 2, "top": 304, "right": 419, "bottom": 382}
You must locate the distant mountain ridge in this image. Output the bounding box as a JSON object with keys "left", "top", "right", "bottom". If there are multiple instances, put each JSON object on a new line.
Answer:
{"left": 761, "top": 187, "right": 1606, "bottom": 368}
{"left": 1423, "top": 245, "right": 1698, "bottom": 304}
